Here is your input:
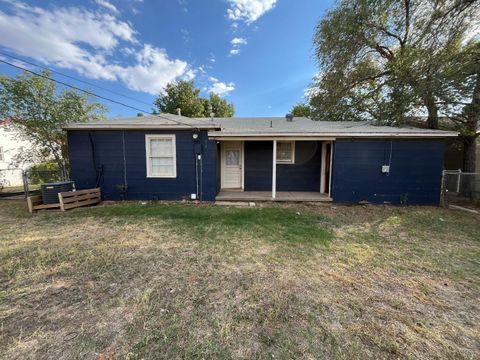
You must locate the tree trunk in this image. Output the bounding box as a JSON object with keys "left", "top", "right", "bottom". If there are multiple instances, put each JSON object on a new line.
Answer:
{"left": 423, "top": 92, "right": 439, "bottom": 129}
{"left": 463, "top": 136, "right": 477, "bottom": 173}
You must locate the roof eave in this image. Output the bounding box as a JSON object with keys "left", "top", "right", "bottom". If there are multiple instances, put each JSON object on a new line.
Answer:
{"left": 208, "top": 131, "right": 459, "bottom": 139}
{"left": 64, "top": 124, "right": 220, "bottom": 130}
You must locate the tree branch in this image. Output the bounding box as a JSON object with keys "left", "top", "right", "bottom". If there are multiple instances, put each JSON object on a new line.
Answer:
{"left": 402, "top": 0, "right": 410, "bottom": 45}
{"left": 344, "top": 71, "right": 391, "bottom": 92}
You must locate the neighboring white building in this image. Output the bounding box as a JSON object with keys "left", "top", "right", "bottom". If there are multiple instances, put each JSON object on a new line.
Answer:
{"left": 0, "top": 120, "right": 34, "bottom": 186}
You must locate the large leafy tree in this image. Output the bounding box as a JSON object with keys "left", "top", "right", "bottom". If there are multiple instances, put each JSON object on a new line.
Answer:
{"left": 154, "top": 80, "right": 205, "bottom": 117}
{"left": 0, "top": 71, "right": 106, "bottom": 177}
{"left": 310, "top": 0, "right": 480, "bottom": 171}
{"left": 203, "top": 93, "right": 235, "bottom": 118}
{"left": 290, "top": 103, "right": 312, "bottom": 117}
{"left": 154, "top": 80, "right": 235, "bottom": 118}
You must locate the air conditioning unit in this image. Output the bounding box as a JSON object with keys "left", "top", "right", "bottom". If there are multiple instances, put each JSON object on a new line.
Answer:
{"left": 41, "top": 181, "right": 75, "bottom": 204}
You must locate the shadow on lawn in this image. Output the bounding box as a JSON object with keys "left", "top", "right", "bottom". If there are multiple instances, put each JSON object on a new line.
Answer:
{"left": 65, "top": 202, "right": 335, "bottom": 246}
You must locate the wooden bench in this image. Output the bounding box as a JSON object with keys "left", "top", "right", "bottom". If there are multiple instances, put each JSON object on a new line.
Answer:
{"left": 27, "top": 188, "right": 101, "bottom": 213}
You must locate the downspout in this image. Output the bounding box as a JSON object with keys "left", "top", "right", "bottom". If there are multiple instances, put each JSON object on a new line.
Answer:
{"left": 88, "top": 132, "right": 102, "bottom": 187}
{"left": 200, "top": 152, "right": 203, "bottom": 201}
{"left": 195, "top": 153, "right": 199, "bottom": 200}
{"left": 122, "top": 130, "right": 128, "bottom": 199}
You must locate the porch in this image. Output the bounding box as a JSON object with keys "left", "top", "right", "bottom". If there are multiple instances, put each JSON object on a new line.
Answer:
{"left": 216, "top": 139, "right": 334, "bottom": 201}
{"left": 216, "top": 190, "right": 332, "bottom": 202}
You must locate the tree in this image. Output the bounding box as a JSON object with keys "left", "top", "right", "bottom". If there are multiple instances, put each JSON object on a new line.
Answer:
{"left": 310, "top": 0, "right": 479, "bottom": 170}
{"left": 290, "top": 103, "right": 312, "bottom": 117}
{"left": 154, "top": 80, "right": 235, "bottom": 118}
{"left": 437, "top": 41, "right": 480, "bottom": 172}
{"left": 0, "top": 71, "right": 106, "bottom": 177}
{"left": 154, "top": 80, "right": 205, "bottom": 117}
{"left": 203, "top": 93, "right": 235, "bottom": 118}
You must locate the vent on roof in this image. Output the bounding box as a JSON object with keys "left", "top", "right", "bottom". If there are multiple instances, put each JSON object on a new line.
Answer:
{"left": 137, "top": 113, "right": 143, "bottom": 117}
{"left": 285, "top": 113, "right": 293, "bottom": 122}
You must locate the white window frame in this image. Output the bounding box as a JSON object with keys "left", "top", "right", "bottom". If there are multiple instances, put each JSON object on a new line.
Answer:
{"left": 145, "top": 134, "right": 177, "bottom": 178}
{"left": 276, "top": 141, "right": 295, "bottom": 164}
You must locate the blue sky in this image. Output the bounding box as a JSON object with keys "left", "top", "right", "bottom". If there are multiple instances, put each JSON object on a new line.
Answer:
{"left": 0, "top": 0, "right": 333, "bottom": 117}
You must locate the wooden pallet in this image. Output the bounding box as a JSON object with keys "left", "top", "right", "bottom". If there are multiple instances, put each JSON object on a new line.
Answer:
{"left": 27, "top": 195, "right": 61, "bottom": 213}
{"left": 58, "top": 188, "right": 101, "bottom": 211}
{"left": 27, "top": 188, "right": 101, "bottom": 213}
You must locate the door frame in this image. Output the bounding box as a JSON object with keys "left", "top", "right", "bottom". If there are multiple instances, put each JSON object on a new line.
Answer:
{"left": 220, "top": 141, "right": 244, "bottom": 190}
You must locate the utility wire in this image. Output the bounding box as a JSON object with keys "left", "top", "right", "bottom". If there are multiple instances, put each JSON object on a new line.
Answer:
{"left": 0, "top": 57, "right": 200, "bottom": 129}
{"left": 0, "top": 50, "right": 154, "bottom": 107}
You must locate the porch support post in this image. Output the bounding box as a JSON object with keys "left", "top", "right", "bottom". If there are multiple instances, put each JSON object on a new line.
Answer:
{"left": 272, "top": 140, "right": 277, "bottom": 199}
{"left": 320, "top": 142, "right": 327, "bottom": 193}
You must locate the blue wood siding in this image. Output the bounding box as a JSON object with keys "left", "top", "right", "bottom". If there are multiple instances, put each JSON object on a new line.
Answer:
{"left": 277, "top": 141, "right": 321, "bottom": 191}
{"left": 244, "top": 141, "right": 272, "bottom": 191}
{"left": 68, "top": 130, "right": 217, "bottom": 201}
{"left": 243, "top": 141, "right": 321, "bottom": 192}
{"left": 331, "top": 139, "right": 445, "bottom": 205}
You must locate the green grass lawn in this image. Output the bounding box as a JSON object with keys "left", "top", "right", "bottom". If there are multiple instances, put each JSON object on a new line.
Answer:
{"left": 0, "top": 200, "right": 479, "bottom": 359}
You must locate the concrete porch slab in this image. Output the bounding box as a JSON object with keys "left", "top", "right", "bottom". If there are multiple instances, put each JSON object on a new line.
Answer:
{"left": 216, "top": 191, "right": 332, "bottom": 202}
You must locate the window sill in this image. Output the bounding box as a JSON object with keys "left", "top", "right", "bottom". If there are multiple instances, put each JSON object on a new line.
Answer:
{"left": 146, "top": 175, "right": 177, "bottom": 179}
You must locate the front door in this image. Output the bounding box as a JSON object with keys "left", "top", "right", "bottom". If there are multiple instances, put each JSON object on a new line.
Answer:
{"left": 222, "top": 141, "right": 243, "bottom": 189}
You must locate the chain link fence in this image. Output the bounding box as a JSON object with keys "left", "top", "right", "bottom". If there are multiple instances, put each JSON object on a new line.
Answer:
{"left": 441, "top": 170, "right": 480, "bottom": 209}
{"left": 0, "top": 168, "right": 25, "bottom": 197}
{"left": 0, "top": 168, "right": 66, "bottom": 199}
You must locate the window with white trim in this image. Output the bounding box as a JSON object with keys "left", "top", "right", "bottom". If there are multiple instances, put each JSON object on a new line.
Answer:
{"left": 276, "top": 141, "right": 295, "bottom": 164}
{"left": 145, "top": 135, "right": 177, "bottom": 178}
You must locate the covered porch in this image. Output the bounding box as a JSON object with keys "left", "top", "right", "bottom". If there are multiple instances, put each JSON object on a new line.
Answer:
{"left": 214, "top": 137, "right": 334, "bottom": 202}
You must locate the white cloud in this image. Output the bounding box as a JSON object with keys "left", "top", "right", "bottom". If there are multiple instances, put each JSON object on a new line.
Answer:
{"left": 226, "top": 0, "right": 277, "bottom": 24}
{"left": 229, "top": 37, "right": 247, "bottom": 56}
{"left": 109, "top": 45, "right": 190, "bottom": 94}
{"left": 177, "top": 0, "right": 188, "bottom": 12}
{"left": 0, "top": 2, "right": 206, "bottom": 94}
{"left": 231, "top": 37, "right": 247, "bottom": 45}
{"left": 207, "top": 77, "right": 235, "bottom": 96}
{"left": 129, "top": 0, "right": 144, "bottom": 14}
{"left": 0, "top": 3, "right": 136, "bottom": 77}
{"left": 94, "top": 0, "right": 119, "bottom": 14}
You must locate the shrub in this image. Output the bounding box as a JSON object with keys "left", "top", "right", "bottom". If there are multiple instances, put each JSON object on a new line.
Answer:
{"left": 28, "top": 162, "right": 62, "bottom": 184}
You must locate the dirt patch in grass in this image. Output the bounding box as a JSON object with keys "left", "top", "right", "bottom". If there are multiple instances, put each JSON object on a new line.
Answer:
{"left": 0, "top": 200, "right": 479, "bottom": 359}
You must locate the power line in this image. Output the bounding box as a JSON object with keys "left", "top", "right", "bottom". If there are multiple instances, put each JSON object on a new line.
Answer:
{"left": 0, "top": 50, "right": 154, "bottom": 107}
{"left": 0, "top": 57, "right": 199, "bottom": 129}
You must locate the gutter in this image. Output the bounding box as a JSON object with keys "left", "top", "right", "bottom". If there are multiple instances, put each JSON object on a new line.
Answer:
{"left": 208, "top": 131, "right": 459, "bottom": 139}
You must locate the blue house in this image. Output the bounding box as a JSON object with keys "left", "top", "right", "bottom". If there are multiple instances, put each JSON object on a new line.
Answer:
{"left": 65, "top": 114, "right": 458, "bottom": 205}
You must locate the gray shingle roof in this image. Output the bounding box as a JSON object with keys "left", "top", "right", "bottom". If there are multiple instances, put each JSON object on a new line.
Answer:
{"left": 206, "top": 117, "right": 458, "bottom": 138}
{"left": 64, "top": 113, "right": 219, "bottom": 130}
{"left": 65, "top": 115, "right": 458, "bottom": 138}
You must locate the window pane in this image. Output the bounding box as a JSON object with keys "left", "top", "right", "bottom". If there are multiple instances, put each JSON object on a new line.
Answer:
{"left": 226, "top": 150, "right": 240, "bottom": 165}
{"left": 146, "top": 136, "right": 176, "bottom": 177}
{"left": 150, "top": 139, "right": 173, "bottom": 156}
{"left": 151, "top": 157, "right": 173, "bottom": 166}
{"left": 152, "top": 165, "right": 174, "bottom": 176}
{"left": 277, "top": 142, "right": 293, "bottom": 161}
